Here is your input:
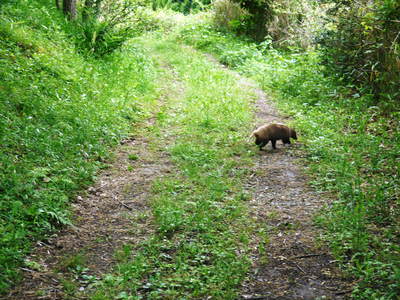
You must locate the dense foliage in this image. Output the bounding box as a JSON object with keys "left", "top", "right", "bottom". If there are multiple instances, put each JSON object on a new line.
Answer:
{"left": 319, "top": 0, "right": 400, "bottom": 101}
{"left": 0, "top": 0, "right": 156, "bottom": 292}
{"left": 212, "top": 0, "right": 326, "bottom": 48}
{"left": 212, "top": 0, "right": 399, "bottom": 102}
{"left": 232, "top": 0, "right": 272, "bottom": 41}
{"left": 151, "top": 0, "right": 212, "bottom": 14}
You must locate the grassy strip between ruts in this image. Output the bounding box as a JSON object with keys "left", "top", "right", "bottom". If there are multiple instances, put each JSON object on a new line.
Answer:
{"left": 87, "top": 35, "right": 258, "bottom": 299}
{"left": 176, "top": 21, "right": 400, "bottom": 299}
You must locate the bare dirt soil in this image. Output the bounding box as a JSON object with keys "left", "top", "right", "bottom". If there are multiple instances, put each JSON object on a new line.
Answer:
{"left": 239, "top": 78, "right": 354, "bottom": 300}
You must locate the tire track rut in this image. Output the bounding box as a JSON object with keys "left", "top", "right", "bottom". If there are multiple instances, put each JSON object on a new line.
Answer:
{"left": 240, "top": 78, "right": 353, "bottom": 299}
{"left": 5, "top": 96, "right": 174, "bottom": 300}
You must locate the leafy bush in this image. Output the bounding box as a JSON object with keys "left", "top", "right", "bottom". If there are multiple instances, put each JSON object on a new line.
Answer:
{"left": 318, "top": 0, "right": 400, "bottom": 101}
{"left": 230, "top": 0, "right": 273, "bottom": 41}
{"left": 0, "top": 0, "right": 156, "bottom": 292}
{"left": 212, "top": 0, "right": 250, "bottom": 34}
{"left": 72, "top": 0, "right": 157, "bottom": 56}
{"left": 267, "top": 0, "right": 327, "bottom": 48}
{"left": 212, "top": 0, "right": 327, "bottom": 48}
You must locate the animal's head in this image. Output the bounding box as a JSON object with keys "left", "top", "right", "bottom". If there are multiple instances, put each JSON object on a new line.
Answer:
{"left": 251, "top": 132, "right": 262, "bottom": 145}
{"left": 290, "top": 128, "right": 297, "bottom": 140}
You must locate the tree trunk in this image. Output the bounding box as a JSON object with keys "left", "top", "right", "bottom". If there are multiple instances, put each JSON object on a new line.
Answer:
{"left": 55, "top": 0, "right": 61, "bottom": 10}
{"left": 63, "top": 0, "right": 77, "bottom": 20}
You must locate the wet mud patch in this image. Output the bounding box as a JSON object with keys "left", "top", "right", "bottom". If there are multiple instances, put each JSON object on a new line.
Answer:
{"left": 240, "top": 79, "right": 353, "bottom": 299}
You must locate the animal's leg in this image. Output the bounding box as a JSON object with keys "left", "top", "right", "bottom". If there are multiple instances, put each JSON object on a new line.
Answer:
{"left": 271, "top": 139, "right": 277, "bottom": 149}
{"left": 259, "top": 140, "right": 268, "bottom": 150}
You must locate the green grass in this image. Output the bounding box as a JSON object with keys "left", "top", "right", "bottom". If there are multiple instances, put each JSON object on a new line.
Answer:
{"left": 3, "top": 3, "right": 399, "bottom": 297}
{"left": 0, "top": 0, "right": 157, "bottom": 292}
{"left": 86, "top": 35, "right": 258, "bottom": 299}
{"left": 176, "top": 21, "right": 400, "bottom": 299}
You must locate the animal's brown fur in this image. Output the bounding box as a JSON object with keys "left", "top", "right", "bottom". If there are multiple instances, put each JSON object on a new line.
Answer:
{"left": 251, "top": 123, "right": 297, "bottom": 150}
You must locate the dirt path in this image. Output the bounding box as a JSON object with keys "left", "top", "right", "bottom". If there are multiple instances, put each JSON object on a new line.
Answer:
{"left": 5, "top": 42, "right": 353, "bottom": 300}
{"left": 5, "top": 101, "right": 174, "bottom": 299}
{"left": 239, "top": 78, "right": 353, "bottom": 299}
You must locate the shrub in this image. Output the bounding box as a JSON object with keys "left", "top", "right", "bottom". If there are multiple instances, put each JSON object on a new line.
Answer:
{"left": 318, "top": 0, "right": 400, "bottom": 101}
{"left": 267, "top": 0, "right": 327, "bottom": 49}
{"left": 213, "top": 0, "right": 327, "bottom": 49}
{"left": 71, "top": 0, "right": 158, "bottom": 56}
{"left": 212, "top": 0, "right": 250, "bottom": 34}
{"left": 231, "top": 0, "right": 273, "bottom": 41}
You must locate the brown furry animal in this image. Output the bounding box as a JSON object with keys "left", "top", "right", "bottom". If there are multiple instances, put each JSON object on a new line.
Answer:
{"left": 251, "top": 123, "right": 297, "bottom": 150}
